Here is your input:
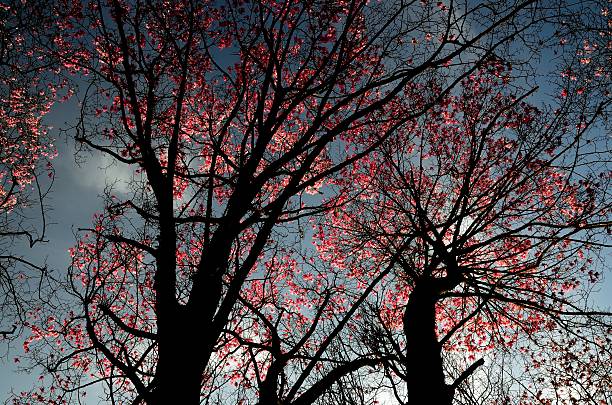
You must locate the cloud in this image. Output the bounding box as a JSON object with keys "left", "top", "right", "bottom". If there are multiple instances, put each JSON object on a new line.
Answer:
{"left": 71, "top": 151, "right": 133, "bottom": 194}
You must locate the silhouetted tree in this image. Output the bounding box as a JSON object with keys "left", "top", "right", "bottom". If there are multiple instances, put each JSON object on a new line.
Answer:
{"left": 14, "top": 0, "right": 611, "bottom": 404}
{"left": 318, "top": 59, "right": 610, "bottom": 404}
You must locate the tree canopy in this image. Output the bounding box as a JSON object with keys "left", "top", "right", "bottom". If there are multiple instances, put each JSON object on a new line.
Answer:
{"left": 2, "top": 0, "right": 610, "bottom": 404}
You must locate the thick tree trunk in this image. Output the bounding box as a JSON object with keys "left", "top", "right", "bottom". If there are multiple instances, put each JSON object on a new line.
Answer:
{"left": 150, "top": 309, "right": 209, "bottom": 405}
{"left": 151, "top": 361, "right": 202, "bottom": 404}
{"left": 403, "top": 282, "right": 452, "bottom": 405}
{"left": 258, "top": 363, "right": 281, "bottom": 405}
{"left": 150, "top": 338, "right": 204, "bottom": 405}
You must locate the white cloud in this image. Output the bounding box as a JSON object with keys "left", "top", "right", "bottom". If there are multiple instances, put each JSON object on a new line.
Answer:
{"left": 72, "top": 151, "right": 133, "bottom": 194}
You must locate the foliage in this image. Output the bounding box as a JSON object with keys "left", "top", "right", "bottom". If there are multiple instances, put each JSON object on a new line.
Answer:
{"left": 7, "top": 0, "right": 611, "bottom": 404}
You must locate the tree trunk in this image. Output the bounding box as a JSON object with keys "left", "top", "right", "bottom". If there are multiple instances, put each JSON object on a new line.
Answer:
{"left": 257, "top": 362, "right": 282, "bottom": 405}
{"left": 150, "top": 309, "right": 209, "bottom": 405}
{"left": 403, "top": 281, "right": 452, "bottom": 405}
{"left": 150, "top": 344, "right": 204, "bottom": 405}
{"left": 151, "top": 371, "right": 201, "bottom": 404}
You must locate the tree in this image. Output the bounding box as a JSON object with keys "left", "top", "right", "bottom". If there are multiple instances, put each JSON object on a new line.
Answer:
{"left": 315, "top": 58, "right": 611, "bottom": 404}
{"left": 15, "top": 0, "right": 610, "bottom": 404}
{"left": 0, "top": 0, "right": 63, "bottom": 340}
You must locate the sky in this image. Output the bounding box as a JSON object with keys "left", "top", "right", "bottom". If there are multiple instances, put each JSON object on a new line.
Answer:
{"left": 1, "top": 3, "right": 611, "bottom": 402}
{"left": 0, "top": 96, "right": 133, "bottom": 400}
{"left": 1, "top": 87, "right": 610, "bottom": 404}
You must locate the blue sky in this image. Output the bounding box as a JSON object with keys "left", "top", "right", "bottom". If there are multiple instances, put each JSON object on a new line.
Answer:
{"left": 1, "top": 3, "right": 611, "bottom": 400}
{"left": 0, "top": 97, "right": 129, "bottom": 400}
{"left": 1, "top": 84, "right": 610, "bottom": 405}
